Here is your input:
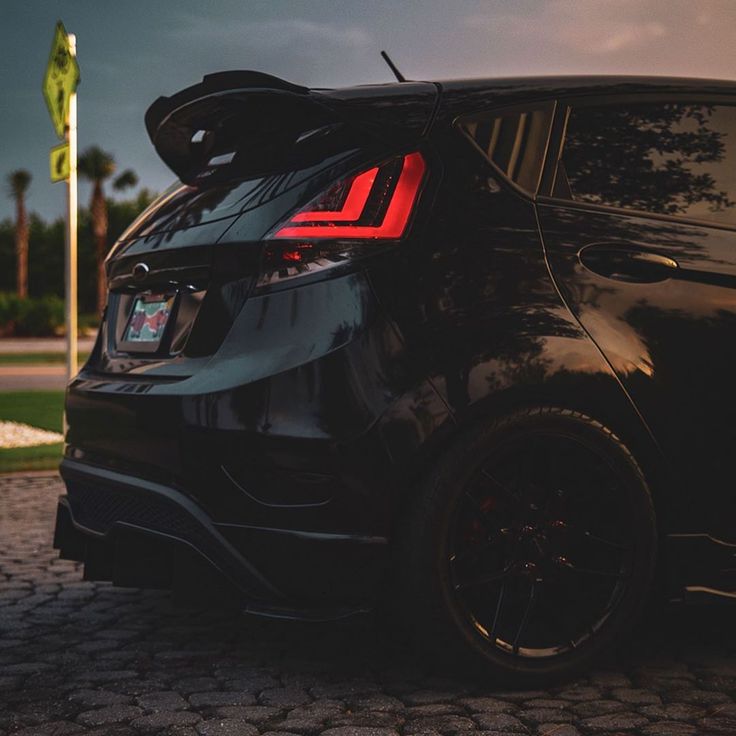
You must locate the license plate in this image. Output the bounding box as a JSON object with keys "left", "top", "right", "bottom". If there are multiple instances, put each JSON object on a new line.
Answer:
{"left": 123, "top": 294, "right": 174, "bottom": 346}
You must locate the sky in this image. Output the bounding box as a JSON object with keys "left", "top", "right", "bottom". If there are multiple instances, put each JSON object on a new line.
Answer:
{"left": 2, "top": 0, "right": 736, "bottom": 222}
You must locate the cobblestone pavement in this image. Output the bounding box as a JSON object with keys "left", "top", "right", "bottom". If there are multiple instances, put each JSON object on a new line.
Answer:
{"left": 2, "top": 474, "right": 736, "bottom": 736}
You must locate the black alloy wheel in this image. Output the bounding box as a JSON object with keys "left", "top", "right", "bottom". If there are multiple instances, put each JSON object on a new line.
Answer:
{"left": 396, "top": 407, "right": 657, "bottom": 684}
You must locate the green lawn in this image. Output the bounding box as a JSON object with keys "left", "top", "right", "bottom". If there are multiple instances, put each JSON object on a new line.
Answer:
{"left": 0, "top": 391, "right": 64, "bottom": 473}
{"left": 0, "top": 351, "right": 90, "bottom": 366}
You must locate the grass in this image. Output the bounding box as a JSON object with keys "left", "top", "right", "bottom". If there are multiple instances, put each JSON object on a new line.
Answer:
{"left": 0, "top": 391, "right": 64, "bottom": 473}
{"left": 0, "top": 351, "right": 90, "bottom": 366}
{"left": 0, "top": 443, "right": 63, "bottom": 473}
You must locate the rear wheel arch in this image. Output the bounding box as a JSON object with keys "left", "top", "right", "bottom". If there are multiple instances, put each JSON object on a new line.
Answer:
{"left": 388, "top": 403, "right": 659, "bottom": 683}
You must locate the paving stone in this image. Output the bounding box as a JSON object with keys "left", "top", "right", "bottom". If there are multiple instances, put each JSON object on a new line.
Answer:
{"left": 407, "top": 704, "right": 464, "bottom": 716}
{"left": 537, "top": 726, "right": 580, "bottom": 736}
{"left": 581, "top": 711, "right": 650, "bottom": 731}
{"left": 173, "top": 677, "right": 220, "bottom": 693}
{"left": 189, "top": 691, "right": 257, "bottom": 708}
{"left": 696, "top": 715, "right": 736, "bottom": 735}
{"left": 668, "top": 689, "right": 733, "bottom": 706}
{"left": 403, "top": 714, "right": 476, "bottom": 734}
{"left": 196, "top": 718, "right": 259, "bottom": 736}
{"left": 639, "top": 703, "right": 705, "bottom": 720}
{"left": 329, "top": 712, "right": 403, "bottom": 729}
{"left": 610, "top": 687, "right": 662, "bottom": 705}
{"left": 76, "top": 705, "right": 144, "bottom": 726}
{"left": 137, "top": 689, "right": 189, "bottom": 711}
{"left": 353, "top": 695, "right": 405, "bottom": 712}
{"left": 10, "top": 722, "right": 85, "bottom": 736}
{"left": 260, "top": 687, "right": 312, "bottom": 708}
{"left": 521, "top": 699, "right": 569, "bottom": 710}
{"left": 310, "top": 681, "right": 381, "bottom": 699}
{"left": 569, "top": 700, "right": 626, "bottom": 718}
{"left": 320, "top": 729, "right": 398, "bottom": 736}
{"left": 213, "top": 705, "right": 282, "bottom": 722}
{"left": 130, "top": 710, "right": 202, "bottom": 731}
{"left": 516, "top": 707, "right": 574, "bottom": 724}
{"left": 472, "top": 713, "right": 527, "bottom": 732}
{"left": 642, "top": 723, "right": 697, "bottom": 736}
{"left": 457, "top": 698, "right": 515, "bottom": 714}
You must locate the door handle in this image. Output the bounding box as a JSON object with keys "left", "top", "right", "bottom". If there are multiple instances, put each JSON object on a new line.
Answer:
{"left": 579, "top": 245, "right": 679, "bottom": 284}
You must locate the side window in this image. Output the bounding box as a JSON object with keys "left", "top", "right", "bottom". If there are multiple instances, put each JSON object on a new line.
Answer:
{"left": 459, "top": 102, "right": 554, "bottom": 195}
{"left": 557, "top": 100, "right": 736, "bottom": 225}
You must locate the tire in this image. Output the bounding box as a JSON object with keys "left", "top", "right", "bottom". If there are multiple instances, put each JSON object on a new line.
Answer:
{"left": 394, "top": 406, "right": 657, "bottom": 685}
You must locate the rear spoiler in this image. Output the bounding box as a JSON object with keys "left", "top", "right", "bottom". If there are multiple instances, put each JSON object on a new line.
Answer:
{"left": 145, "top": 70, "right": 437, "bottom": 184}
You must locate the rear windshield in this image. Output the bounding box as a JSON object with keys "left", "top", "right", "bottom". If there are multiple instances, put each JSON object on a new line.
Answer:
{"left": 118, "top": 148, "right": 360, "bottom": 241}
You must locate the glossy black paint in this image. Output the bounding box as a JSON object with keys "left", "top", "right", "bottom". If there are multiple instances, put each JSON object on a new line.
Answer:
{"left": 57, "top": 74, "right": 736, "bottom": 613}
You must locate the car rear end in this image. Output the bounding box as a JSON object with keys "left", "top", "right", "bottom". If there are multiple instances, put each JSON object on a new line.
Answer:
{"left": 53, "top": 72, "right": 449, "bottom": 617}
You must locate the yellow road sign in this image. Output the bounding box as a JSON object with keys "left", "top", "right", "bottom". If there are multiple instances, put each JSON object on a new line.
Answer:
{"left": 50, "top": 142, "right": 70, "bottom": 182}
{"left": 43, "top": 21, "right": 80, "bottom": 140}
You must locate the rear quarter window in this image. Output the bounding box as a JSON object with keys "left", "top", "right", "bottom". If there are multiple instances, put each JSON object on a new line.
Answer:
{"left": 458, "top": 102, "right": 555, "bottom": 195}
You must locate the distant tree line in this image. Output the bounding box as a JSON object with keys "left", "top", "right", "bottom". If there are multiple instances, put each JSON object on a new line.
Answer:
{"left": 4, "top": 146, "right": 156, "bottom": 315}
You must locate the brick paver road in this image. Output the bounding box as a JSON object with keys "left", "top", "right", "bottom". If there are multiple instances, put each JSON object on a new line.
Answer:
{"left": 2, "top": 474, "right": 736, "bottom": 736}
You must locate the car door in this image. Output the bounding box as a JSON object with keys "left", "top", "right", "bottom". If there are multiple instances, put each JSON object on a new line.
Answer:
{"left": 536, "top": 93, "right": 736, "bottom": 540}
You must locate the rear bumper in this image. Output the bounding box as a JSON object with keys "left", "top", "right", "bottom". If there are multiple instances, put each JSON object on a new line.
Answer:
{"left": 55, "top": 459, "right": 388, "bottom": 616}
{"left": 59, "top": 271, "right": 453, "bottom": 610}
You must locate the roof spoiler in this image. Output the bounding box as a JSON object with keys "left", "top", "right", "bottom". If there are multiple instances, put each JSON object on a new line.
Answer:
{"left": 145, "top": 71, "right": 438, "bottom": 184}
{"left": 145, "top": 71, "right": 341, "bottom": 184}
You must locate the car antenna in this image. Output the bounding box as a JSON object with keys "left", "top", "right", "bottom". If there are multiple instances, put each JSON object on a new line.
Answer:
{"left": 380, "top": 50, "right": 406, "bottom": 82}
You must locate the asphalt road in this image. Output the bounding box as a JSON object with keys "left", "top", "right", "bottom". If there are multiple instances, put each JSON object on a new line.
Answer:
{"left": 0, "top": 336, "right": 96, "bottom": 391}
{"left": 0, "top": 338, "right": 97, "bottom": 354}
{"left": 0, "top": 365, "right": 67, "bottom": 391}
{"left": 1, "top": 473, "right": 736, "bottom": 735}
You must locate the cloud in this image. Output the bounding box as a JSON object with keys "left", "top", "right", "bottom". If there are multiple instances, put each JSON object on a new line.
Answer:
{"left": 159, "top": 14, "right": 374, "bottom": 87}
{"left": 463, "top": 0, "right": 670, "bottom": 56}
{"left": 170, "top": 15, "right": 372, "bottom": 52}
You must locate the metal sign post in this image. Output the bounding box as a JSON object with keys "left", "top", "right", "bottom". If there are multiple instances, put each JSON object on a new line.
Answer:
{"left": 65, "top": 34, "right": 78, "bottom": 381}
{"left": 43, "top": 21, "right": 80, "bottom": 382}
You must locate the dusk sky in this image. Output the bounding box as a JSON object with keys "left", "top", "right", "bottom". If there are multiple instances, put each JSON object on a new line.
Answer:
{"left": 3, "top": 0, "right": 736, "bottom": 222}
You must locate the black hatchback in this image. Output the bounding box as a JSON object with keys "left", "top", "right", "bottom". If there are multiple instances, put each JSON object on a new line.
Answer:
{"left": 54, "top": 71, "right": 736, "bottom": 684}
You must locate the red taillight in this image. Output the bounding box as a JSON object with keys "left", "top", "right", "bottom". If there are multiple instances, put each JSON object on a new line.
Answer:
{"left": 272, "top": 152, "right": 426, "bottom": 240}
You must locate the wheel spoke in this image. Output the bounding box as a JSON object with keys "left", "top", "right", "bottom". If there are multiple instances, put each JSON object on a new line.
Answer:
{"left": 537, "top": 589, "right": 578, "bottom": 650}
{"left": 557, "top": 558, "right": 628, "bottom": 579}
{"left": 449, "top": 538, "right": 497, "bottom": 565}
{"left": 512, "top": 582, "right": 538, "bottom": 654}
{"left": 454, "top": 565, "right": 513, "bottom": 591}
{"left": 581, "top": 529, "right": 631, "bottom": 552}
{"left": 489, "top": 581, "right": 506, "bottom": 637}
{"left": 480, "top": 469, "right": 524, "bottom": 509}
{"left": 552, "top": 521, "right": 632, "bottom": 552}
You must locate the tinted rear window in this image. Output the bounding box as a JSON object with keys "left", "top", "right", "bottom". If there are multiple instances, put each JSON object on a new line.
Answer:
{"left": 459, "top": 102, "right": 555, "bottom": 194}
{"left": 558, "top": 101, "right": 736, "bottom": 225}
{"left": 117, "top": 149, "right": 359, "bottom": 241}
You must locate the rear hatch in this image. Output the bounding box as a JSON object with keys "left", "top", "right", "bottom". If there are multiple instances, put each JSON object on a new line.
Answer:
{"left": 92, "top": 71, "right": 438, "bottom": 378}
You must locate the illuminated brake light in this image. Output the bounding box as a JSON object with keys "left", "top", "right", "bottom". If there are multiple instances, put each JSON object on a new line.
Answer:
{"left": 273, "top": 152, "right": 426, "bottom": 239}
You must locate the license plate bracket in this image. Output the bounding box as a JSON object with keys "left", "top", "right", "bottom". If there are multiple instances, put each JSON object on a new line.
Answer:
{"left": 118, "top": 292, "right": 176, "bottom": 354}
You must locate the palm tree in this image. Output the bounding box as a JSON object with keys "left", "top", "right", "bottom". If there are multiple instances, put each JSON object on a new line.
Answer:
{"left": 7, "top": 170, "right": 31, "bottom": 299}
{"left": 113, "top": 169, "right": 138, "bottom": 193}
{"left": 79, "top": 147, "right": 120, "bottom": 312}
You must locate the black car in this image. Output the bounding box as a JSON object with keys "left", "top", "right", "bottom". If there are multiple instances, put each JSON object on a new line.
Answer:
{"left": 54, "top": 70, "right": 736, "bottom": 683}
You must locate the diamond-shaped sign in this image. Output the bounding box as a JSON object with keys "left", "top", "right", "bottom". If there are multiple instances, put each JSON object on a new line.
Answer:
{"left": 43, "top": 21, "right": 80, "bottom": 140}
{"left": 50, "top": 142, "right": 70, "bottom": 182}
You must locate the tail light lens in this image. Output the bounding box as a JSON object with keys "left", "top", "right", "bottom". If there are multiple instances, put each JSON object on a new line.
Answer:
{"left": 258, "top": 151, "right": 426, "bottom": 289}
